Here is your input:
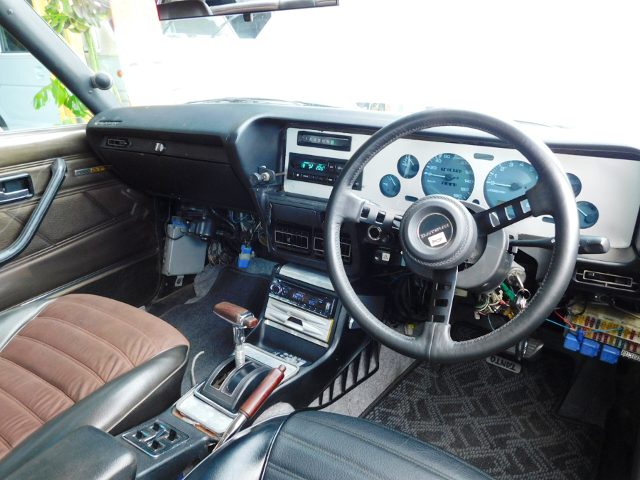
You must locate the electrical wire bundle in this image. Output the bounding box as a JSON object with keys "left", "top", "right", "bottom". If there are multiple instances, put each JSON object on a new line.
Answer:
{"left": 389, "top": 273, "right": 431, "bottom": 323}
{"left": 475, "top": 290, "right": 507, "bottom": 316}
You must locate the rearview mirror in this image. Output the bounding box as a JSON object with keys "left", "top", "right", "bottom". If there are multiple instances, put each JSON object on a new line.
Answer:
{"left": 157, "top": 0, "right": 338, "bottom": 21}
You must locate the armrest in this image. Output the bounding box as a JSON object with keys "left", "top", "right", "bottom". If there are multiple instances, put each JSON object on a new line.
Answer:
{"left": 6, "top": 426, "right": 136, "bottom": 480}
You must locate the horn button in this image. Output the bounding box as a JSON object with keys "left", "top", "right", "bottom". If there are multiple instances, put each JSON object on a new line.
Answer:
{"left": 400, "top": 195, "right": 478, "bottom": 271}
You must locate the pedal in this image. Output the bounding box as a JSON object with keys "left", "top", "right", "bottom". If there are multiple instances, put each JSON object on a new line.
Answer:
{"left": 505, "top": 337, "right": 544, "bottom": 361}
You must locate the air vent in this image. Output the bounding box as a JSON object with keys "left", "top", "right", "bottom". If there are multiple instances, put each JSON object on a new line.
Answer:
{"left": 274, "top": 225, "right": 311, "bottom": 253}
{"left": 313, "top": 233, "right": 351, "bottom": 263}
{"left": 577, "top": 269, "right": 636, "bottom": 291}
{"left": 106, "top": 138, "right": 130, "bottom": 148}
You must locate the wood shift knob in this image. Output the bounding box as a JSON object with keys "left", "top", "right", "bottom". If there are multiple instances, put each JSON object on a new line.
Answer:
{"left": 239, "top": 365, "right": 286, "bottom": 418}
{"left": 214, "top": 302, "right": 258, "bottom": 328}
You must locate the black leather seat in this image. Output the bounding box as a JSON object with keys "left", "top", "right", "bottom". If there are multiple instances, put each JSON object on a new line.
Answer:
{"left": 187, "top": 411, "right": 493, "bottom": 480}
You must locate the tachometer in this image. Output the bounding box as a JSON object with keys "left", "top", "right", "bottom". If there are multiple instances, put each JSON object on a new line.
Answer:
{"left": 484, "top": 160, "right": 538, "bottom": 209}
{"left": 421, "top": 153, "right": 474, "bottom": 200}
{"left": 379, "top": 174, "right": 401, "bottom": 198}
{"left": 397, "top": 154, "right": 419, "bottom": 179}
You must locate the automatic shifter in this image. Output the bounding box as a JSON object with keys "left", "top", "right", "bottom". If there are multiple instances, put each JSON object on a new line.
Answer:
{"left": 213, "top": 302, "right": 258, "bottom": 368}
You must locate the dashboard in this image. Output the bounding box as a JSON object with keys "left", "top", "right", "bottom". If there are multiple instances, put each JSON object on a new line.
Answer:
{"left": 85, "top": 102, "right": 640, "bottom": 300}
{"left": 284, "top": 127, "right": 640, "bottom": 249}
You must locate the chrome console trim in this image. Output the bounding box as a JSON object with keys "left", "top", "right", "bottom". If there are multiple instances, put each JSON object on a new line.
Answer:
{"left": 279, "top": 264, "right": 334, "bottom": 291}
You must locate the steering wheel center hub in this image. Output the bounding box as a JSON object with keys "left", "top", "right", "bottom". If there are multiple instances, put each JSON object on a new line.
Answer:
{"left": 417, "top": 213, "right": 454, "bottom": 248}
{"left": 400, "top": 195, "right": 477, "bottom": 271}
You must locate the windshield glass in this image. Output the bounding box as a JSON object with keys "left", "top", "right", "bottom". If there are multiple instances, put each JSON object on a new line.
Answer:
{"left": 15, "top": 0, "right": 640, "bottom": 134}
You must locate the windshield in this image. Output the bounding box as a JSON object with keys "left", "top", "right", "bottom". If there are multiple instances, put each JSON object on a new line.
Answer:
{"left": 16, "top": 0, "right": 640, "bottom": 134}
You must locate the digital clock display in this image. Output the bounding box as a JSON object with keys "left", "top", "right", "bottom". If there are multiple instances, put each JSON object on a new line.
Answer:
{"left": 300, "top": 161, "right": 327, "bottom": 172}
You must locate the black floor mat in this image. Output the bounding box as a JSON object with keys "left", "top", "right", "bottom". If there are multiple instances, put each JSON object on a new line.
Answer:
{"left": 160, "top": 267, "right": 272, "bottom": 393}
{"left": 364, "top": 351, "right": 604, "bottom": 480}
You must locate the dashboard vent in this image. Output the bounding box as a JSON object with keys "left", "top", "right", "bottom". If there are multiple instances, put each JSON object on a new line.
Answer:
{"left": 313, "top": 233, "right": 351, "bottom": 263}
{"left": 106, "top": 138, "right": 130, "bottom": 148}
{"left": 576, "top": 269, "right": 636, "bottom": 291}
{"left": 274, "top": 224, "right": 311, "bottom": 253}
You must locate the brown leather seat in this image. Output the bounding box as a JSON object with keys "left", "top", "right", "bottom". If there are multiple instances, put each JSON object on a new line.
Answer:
{"left": 0, "top": 294, "right": 189, "bottom": 477}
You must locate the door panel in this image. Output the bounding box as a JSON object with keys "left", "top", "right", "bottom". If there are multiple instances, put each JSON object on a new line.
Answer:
{"left": 0, "top": 125, "right": 159, "bottom": 310}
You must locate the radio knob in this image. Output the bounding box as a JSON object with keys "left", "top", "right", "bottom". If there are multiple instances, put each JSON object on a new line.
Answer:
{"left": 270, "top": 284, "right": 282, "bottom": 295}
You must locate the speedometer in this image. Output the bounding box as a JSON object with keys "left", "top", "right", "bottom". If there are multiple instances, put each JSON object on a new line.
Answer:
{"left": 421, "top": 153, "right": 474, "bottom": 200}
{"left": 484, "top": 161, "right": 538, "bottom": 209}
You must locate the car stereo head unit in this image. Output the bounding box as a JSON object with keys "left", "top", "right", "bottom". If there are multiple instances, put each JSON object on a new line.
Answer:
{"left": 287, "top": 153, "right": 362, "bottom": 189}
{"left": 269, "top": 278, "right": 336, "bottom": 318}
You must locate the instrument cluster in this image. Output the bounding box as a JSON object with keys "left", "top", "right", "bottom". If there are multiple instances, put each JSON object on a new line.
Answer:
{"left": 283, "top": 127, "right": 640, "bottom": 249}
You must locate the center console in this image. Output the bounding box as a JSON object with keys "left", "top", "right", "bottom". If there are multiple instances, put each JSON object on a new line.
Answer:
{"left": 109, "top": 263, "right": 378, "bottom": 479}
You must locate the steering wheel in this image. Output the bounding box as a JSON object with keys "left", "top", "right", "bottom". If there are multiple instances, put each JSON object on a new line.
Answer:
{"left": 325, "top": 109, "right": 580, "bottom": 363}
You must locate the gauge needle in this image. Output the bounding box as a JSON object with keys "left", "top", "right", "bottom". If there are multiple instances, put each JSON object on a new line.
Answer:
{"left": 425, "top": 173, "right": 446, "bottom": 178}
{"left": 391, "top": 177, "right": 398, "bottom": 186}
{"left": 492, "top": 182, "right": 513, "bottom": 188}
{"left": 578, "top": 207, "right": 588, "bottom": 216}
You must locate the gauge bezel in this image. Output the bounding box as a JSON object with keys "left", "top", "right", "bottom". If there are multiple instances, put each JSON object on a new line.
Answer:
{"left": 421, "top": 153, "right": 475, "bottom": 200}
{"left": 397, "top": 154, "right": 420, "bottom": 179}
{"left": 483, "top": 160, "right": 538, "bottom": 208}
{"left": 379, "top": 174, "right": 401, "bottom": 198}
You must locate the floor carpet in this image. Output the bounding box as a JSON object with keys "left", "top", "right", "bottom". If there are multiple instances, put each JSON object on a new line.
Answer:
{"left": 160, "top": 267, "right": 272, "bottom": 393}
{"left": 364, "top": 349, "right": 603, "bottom": 480}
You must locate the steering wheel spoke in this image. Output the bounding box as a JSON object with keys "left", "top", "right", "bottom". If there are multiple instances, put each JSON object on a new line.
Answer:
{"left": 473, "top": 193, "right": 532, "bottom": 236}
{"left": 341, "top": 192, "right": 403, "bottom": 229}
{"left": 423, "top": 267, "right": 458, "bottom": 324}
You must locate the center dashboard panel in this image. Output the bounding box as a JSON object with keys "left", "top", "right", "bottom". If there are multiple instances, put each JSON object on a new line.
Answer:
{"left": 284, "top": 127, "right": 640, "bottom": 249}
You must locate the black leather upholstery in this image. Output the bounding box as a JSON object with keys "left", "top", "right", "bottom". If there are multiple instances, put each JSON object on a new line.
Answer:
{"left": 187, "top": 411, "right": 493, "bottom": 480}
{"left": 5, "top": 426, "right": 137, "bottom": 480}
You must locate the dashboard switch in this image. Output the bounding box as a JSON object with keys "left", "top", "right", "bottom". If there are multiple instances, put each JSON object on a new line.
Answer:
{"left": 375, "top": 211, "right": 386, "bottom": 224}
{"left": 361, "top": 206, "right": 370, "bottom": 219}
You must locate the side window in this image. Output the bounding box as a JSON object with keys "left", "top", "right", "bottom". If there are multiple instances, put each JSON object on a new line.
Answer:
{"left": 0, "top": 26, "right": 79, "bottom": 132}
{"left": 0, "top": 26, "right": 28, "bottom": 53}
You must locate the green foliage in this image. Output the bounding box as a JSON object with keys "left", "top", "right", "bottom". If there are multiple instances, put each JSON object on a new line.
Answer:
{"left": 32, "top": 0, "right": 112, "bottom": 120}
{"left": 33, "top": 78, "right": 90, "bottom": 118}
{"left": 43, "top": 0, "right": 110, "bottom": 34}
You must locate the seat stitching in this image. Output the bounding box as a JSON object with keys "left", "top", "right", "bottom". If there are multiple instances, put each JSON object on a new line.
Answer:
{"left": 14, "top": 335, "right": 106, "bottom": 385}
{"left": 267, "top": 463, "right": 313, "bottom": 480}
{"left": 299, "top": 416, "right": 482, "bottom": 480}
{"left": 0, "top": 357, "right": 74, "bottom": 404}
{"left": 52, "top": 298, "right": 161, "bottom": 352}
{"left": 0, "top": 432, "right": 12, "bottom": 450}
{"left": 34, "top": 316, "right": 136, "bottom": 369}
{"left": 278, "top": 431, "right": 386, "bottom": 479}
{"left": 0, "top": 386, "right": 45, "bottom": 425}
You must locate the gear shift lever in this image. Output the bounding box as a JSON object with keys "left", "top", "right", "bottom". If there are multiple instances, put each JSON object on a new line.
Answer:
{"left": 213, "top": 302, "right": 258, "bottom": 368}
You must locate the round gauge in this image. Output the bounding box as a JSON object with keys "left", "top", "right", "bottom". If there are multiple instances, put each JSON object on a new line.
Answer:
{"left": 397, "top": 154, "right": 419, "bottom": 179}
{"left": 577, "top": 201, "right": 599, "bottom": 229}
{"left": 379, "top": 174, "right": 401, "bottom": 198}
{"left": 484, "top": 160, "right": 538, "bottom": 209}
{"left": 421, "top": 153, "right": 475, "bottom": 200}
{"left": 566, "top": 173, "right": 582, "bottom": 197}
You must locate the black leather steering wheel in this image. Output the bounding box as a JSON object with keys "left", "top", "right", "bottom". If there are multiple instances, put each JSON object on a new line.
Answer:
{"left": 325, "top": 109, "right": 580, "bottom": 363}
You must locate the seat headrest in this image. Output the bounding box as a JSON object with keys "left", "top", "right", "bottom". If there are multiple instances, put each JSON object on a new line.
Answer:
{"left": 157, "top": 1, "right": 213, "bottom": 20}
